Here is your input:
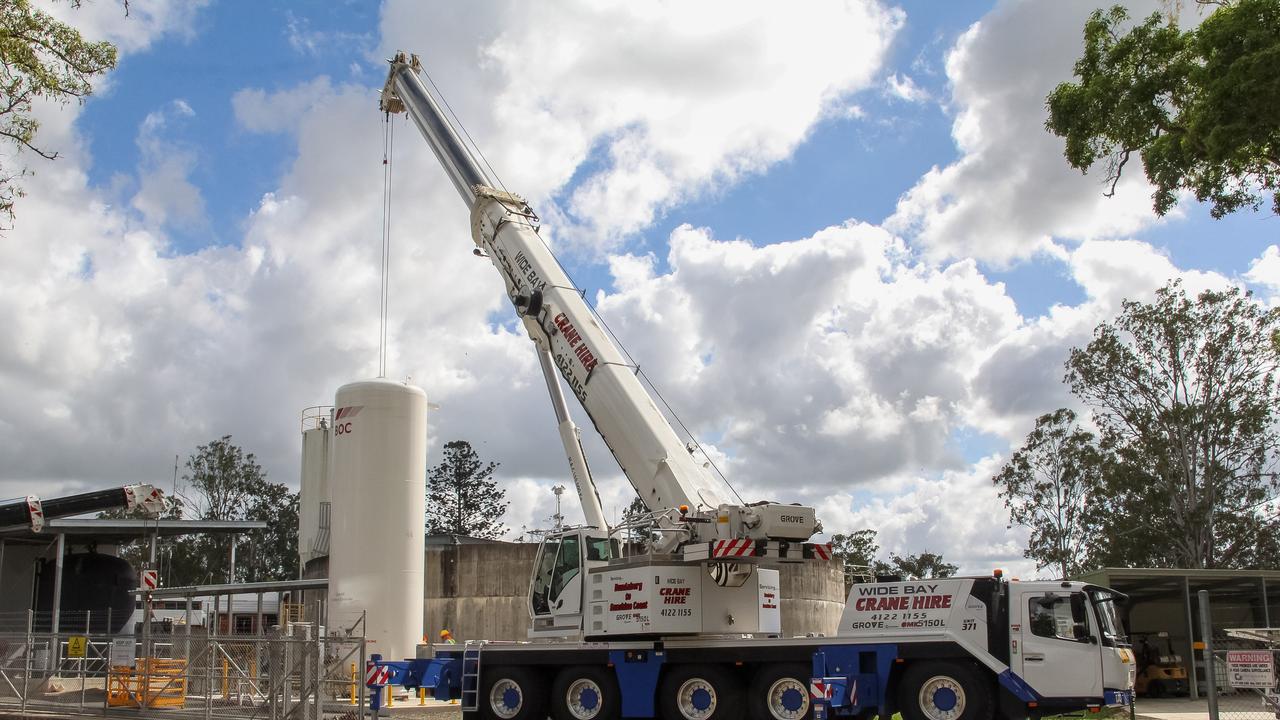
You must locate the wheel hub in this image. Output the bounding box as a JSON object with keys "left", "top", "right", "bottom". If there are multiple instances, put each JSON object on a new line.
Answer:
{"left": 918, "top": 675, "right": 966, "bottom": 720}
{"left": 566, "top": 677, "right": 604, "bottom": 719}
{"left": 490, "top": 678, "right": 523, "bottom": 719}
{"left": 767, "top": 677, "right": 810, "bottom": 720}
{"left": 677, "top": 678, "right": 718, "bottom": 720}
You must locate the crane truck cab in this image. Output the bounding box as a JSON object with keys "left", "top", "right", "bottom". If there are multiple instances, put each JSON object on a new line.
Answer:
{"left": 838, "top": 575, "right": 1133, "bottom": 720}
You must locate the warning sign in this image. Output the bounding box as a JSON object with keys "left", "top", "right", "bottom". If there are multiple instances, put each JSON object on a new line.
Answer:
{"left": 66, "top": 636, "right": 87, "bottom": 658}
{"left": 109, "top": 638, "right": 135, "bottom": 668}
{"left": 1226, "top": 650, "right": 1275, "bottom": 689}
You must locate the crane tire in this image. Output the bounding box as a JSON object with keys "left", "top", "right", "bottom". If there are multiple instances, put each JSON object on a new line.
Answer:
{"left": 479, "top": 665, "right": 546, "bottom": 720}
{"left": 897, "top": 661, "right": 992, "bottom": 720}
{"left": 659, "top": 664, "right": 744, "bottom": 720}
{"left": 748, "top": 663, "right": 813, "bottom": 720}
{"left": 551, "top": 665, "right": 620, "bottom": 720}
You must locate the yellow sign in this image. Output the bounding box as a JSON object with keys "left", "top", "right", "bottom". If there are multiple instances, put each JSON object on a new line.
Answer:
{"left": 67, "top": 636, "right": 88, "bottom": 658}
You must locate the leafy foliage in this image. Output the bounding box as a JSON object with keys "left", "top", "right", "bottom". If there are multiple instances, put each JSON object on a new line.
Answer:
{"left": 1066, "top": 281, "right": 1280, "bottom": 569}
{"left": 997, "top": 281, "right": 1280, "bottom": 573}
{"left": 828, "top": 529, "right": 957, "bottom": 590}
{"left": 993, "top": 409, "right": 1101, "bottom": 578}
{"left": 101, "top": 436, "right": 299, "bottom": 585}
{"left": 426, "top": 440, "right": 508, "bottom": 539}
{"left": 829, "top": 529, "right": 880, "bottom": 591}
{"left": 884, "top": 552, "right": 958, "bottom": 581}
{"left": 1046, "top": 1, "right": 1280, "bottom": 218}
{"left": 0, "top": 0, "right": 118, "bottom": 226}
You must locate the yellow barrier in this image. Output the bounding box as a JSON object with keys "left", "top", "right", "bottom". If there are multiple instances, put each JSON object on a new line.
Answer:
{"left": 107, "top": 658, "right": 188, "bottom": 708}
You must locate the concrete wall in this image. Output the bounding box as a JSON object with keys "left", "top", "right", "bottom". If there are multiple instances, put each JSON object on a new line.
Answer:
{"left": 422, "top": 540, "right": 845, "bottom": 641}
{"left": 424, "top": 541, "right": 539, "bottom": 642}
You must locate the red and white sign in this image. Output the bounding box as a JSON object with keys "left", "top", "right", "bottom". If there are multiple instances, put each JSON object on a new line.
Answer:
{"left": 810, "top": 543, "right": 831, "bottom": 560}
{"left": 140, "top": 570, "right": 158, "bottom": 591}
{"left": 810, "top": 679, "right": 834, "bottom": 699}
{"left": 1226, "top": 650, "right": 1275, "bottom": 688}
{"left": 365, "top": 663, "right": 391, "bottom": 686}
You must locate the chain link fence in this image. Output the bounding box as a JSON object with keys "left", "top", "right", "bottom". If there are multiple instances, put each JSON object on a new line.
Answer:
{"left": 0, "top": 610, "right": 367, "bottom": 719}
{"left": 1206, "top": 630, "right": 1279, "bottom": 720}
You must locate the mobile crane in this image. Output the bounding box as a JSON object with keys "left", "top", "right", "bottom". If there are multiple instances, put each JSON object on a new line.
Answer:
{"left": 365, "top": 52, "right": 1135, "bottom": 720}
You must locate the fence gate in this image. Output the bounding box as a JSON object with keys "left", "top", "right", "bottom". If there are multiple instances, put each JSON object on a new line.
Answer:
{"left": 0, "top": 610, "right": 367, "bottom": 720}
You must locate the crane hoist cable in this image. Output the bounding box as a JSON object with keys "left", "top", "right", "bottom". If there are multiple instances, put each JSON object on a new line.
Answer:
{"left": 416, "top": 74, "right": 745, "bottom": 505}
{"left": 379, "top": 111, "right": 396, "bottom": 378}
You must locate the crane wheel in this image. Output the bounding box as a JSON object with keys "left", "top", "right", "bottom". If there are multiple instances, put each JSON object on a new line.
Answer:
{"left": 551, "top": 665, "right": 620, "bottom": 720}
{"left": 897, "top": 661, "right": 992, "bottom": 720}
{"left": 748, "top": 663, "right": 812, "bottom": 720}
{"left": 479, "top": 665, "right": 546, "bottom": 720}
{"left": 659, "top": 664, "right": 744, "bottom": 720}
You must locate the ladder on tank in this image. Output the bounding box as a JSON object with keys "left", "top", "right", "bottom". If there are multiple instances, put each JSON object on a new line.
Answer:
{"left": 460, "top": 642, "right": 482, "bottom": 712}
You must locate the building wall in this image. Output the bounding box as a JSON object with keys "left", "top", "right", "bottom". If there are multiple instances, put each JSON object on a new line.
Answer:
{"left": 423, "top": 540, "right": 845, "bottom": 642}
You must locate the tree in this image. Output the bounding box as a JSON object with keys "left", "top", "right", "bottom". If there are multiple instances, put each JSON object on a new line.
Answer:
{"left": 993, "top": 409, "right": 1102, "bottom": 579}
{"left": 426, "top": 440, "right": 508, "bottom": 539}
{"left": 1045, "top": 1, "right": 1280, "bottom": 219}
{"left": 240, "top": 477, "right": 299, "bottom": 583}
{"left": 884, "top": 552, "right": 959, "bottom": 580}
{"left": 620, "top": 496, "right": 656, "bottom": 545}
{"left": 829, "top": 529, "right": 880, "bottom": 591}
{"left": 828, "top": 529, "right": 958, "bottom": 587}
{"left": 0, "top": 0, "right": 118, "bottom": 226}
{"left": 1066, "top": 281, "right": 1280, "bottom": 568}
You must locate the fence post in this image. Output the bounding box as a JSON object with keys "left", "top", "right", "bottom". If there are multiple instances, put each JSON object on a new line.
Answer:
{"left": 357, "top": 612, "right": 367, "bottom": 718}
{"left": 80, "top": 610, "right": 89, "bottom": 709}
{"left": 204, "top": 630, "right": 213, "bottom": 720}
{"left": 20, "top": 609, "right": 31, "bottom": 716}
{"left": 1197, "top": 590, "right": 1219, "bottom": 720}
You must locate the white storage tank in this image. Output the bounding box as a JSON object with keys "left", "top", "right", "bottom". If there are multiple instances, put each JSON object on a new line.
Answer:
{"left": 327, "top": 379, "right": 427, "bottom": 661}
{"left": 298, "top": 408, "right": 333, "bottom": 570}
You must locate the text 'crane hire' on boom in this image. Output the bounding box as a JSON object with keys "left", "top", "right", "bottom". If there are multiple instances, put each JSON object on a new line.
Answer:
{"left": 553, "top": 313, "right": 598, "bottom": 372}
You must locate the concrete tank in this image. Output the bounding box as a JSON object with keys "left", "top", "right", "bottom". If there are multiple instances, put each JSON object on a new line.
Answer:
{"left": 422, "top": 537, "right": 844, "bottom": 642}
{"left": 327, "top": 379, "right": 427, "bottom": 661}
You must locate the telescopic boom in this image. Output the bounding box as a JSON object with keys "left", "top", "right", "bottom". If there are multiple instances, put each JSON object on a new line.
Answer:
{"left": 381, "top": 52, "right": 818, "bottom": 547}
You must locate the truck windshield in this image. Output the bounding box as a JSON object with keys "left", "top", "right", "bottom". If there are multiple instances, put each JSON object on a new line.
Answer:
{"left": 1088, "top": 589, "right": 1126, "bottom": 646}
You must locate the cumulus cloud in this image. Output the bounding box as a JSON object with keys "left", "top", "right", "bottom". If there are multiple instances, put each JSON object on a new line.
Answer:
{"left": 591, "top": 222, "right": 1022, "bottom": 501}
{"left": 886, "top": 0, "right": 1177, "bottom": 265}
{"left": 379, "top": 0, "right": 904, "bottom": 253}
{"left": 131, "top": 100, "right": 206, "bottom": 229}
{"left": 2, "top": 0, "right": 1259, "bottom": 581}
{"left": 36, "top": 0, "right": 209, "bottom": 56}
{"left": 885, "top": 73, "right": 928, "bottom": 103}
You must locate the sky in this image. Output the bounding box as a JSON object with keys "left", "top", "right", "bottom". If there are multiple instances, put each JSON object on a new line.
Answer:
{"left": 3, "top": 0, "right": 1277, "bottom": 579}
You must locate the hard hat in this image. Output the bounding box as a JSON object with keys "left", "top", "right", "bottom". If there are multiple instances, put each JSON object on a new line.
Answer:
{"left": 440, "top": 629, "right": 451, "bottom": 637}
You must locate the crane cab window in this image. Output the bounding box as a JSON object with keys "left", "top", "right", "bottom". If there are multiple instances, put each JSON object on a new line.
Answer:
{"left": 549, "top": 535, "right": 581, "bottom": 599}
{"left": 586, "top": 537, "right": 618, "bottom": 561}
{"left": 1029, "top": 593, "right": 1089, "bottom": 642}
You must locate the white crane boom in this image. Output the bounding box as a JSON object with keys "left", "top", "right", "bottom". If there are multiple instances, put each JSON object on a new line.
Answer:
{"left": 382, "top": 52, "right": 818, "bottom": 546}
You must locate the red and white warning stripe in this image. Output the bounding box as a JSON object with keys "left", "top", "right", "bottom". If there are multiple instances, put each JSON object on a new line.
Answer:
{"left": 810, "top": 680, "right": 834, "bottom": 700}
{"left": 711, "top": 538, "right": 756, "bottom": 558}
{"left": 365, "top": 664, "right": 391, "bottom": 686}
{"left": 809, "top": 543, "right": 831, "bottom": 561}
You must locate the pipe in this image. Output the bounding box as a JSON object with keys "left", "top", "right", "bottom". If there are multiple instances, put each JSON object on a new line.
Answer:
{"left": 51, "top": 533, "right": 65, "bottom": 634}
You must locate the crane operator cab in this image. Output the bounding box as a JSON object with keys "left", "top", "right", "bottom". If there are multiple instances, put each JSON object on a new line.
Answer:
{"left": 528, "top": 528, "right": 618, "bottom": 638}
